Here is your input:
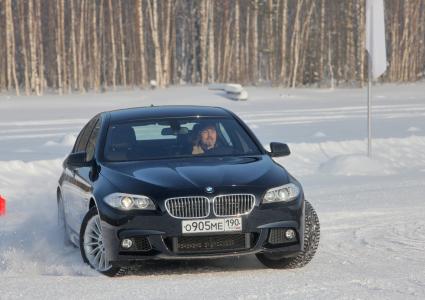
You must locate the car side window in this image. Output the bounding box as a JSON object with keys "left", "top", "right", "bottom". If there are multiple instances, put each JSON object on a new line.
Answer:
{"left": 72, "top": 125, "right": 88, "bottom": 153}
{"left": 75, "top": 117, "right": 98, "bottom": 153}
{"left": 86, "top": 119, "right": 101, "bottom": 161}
{"left": 219, "top": 122, "right": 233, "bottom": 146}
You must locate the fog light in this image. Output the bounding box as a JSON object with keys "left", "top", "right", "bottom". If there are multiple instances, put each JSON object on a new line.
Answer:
{"left": 121, "top": 238, "right": 133, "bottom": 249}
{"left": 285, "top": 229, "right": 296, "bottom": 240}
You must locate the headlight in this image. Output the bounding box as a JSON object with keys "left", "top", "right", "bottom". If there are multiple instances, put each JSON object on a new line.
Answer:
{"left": 263, "top": 183, "right": 300, "bottom": 203}
{"left": 104, "top": 193, "right": 156, "bottom": 210}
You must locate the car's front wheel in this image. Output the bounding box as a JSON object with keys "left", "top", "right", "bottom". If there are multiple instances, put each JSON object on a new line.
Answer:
{"left": 80, "top": 207, "right": 127, "bottom": 276}
{"left": 256, "top": 200, "right": 320, "bottom": 269}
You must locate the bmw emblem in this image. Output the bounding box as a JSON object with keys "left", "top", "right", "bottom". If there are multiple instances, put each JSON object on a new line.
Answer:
{"left": 205, "top": 186, "right": 214, "bottom": 194}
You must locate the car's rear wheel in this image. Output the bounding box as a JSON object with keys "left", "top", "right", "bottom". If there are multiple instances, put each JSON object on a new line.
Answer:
{"left": 80, "top": 207, "right": 127, "bottom": 277}
{"left": 256, "top": 200, "right": 320, "bottom": 269}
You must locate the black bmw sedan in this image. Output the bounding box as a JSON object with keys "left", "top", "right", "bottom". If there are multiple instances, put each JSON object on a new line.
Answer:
{"left": 57, "top": 105, "right": 320, "bottom": 276}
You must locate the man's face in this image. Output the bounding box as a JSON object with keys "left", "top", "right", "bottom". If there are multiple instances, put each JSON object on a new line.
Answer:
{"left": 200, "top": 126, "right": 217, "bottom": 149}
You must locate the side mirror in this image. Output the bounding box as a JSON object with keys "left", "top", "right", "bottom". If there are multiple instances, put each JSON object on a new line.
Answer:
{"left": 269, "top": 142, "right": 291, "bottom": 157}
{"left": 67, "top": 152, "right": 90, "bottom": 168}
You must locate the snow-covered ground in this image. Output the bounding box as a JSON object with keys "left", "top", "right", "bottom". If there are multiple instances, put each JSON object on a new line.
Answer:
{"left": 0, "top": 84, "right": 424, "bottom": 299}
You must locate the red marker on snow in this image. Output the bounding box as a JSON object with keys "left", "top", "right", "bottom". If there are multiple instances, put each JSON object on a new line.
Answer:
{"left": 0, "top": 195, "right": 6, "bottom": 216}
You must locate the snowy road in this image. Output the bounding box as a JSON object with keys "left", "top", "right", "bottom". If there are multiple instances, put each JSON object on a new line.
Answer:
{"left": 0, "top": 85, "right": 424, "bottom": 299}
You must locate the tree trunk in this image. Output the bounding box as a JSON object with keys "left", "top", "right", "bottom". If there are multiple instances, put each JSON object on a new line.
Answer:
{"left": 147, "top": 0, "right": 164, "bottom": 87}
{"left": 298, "top": 0, "right": 315, "bottom": 85}
{"left": 207, "top": 0, "right": 215, "bottom": 83}
{"left": 250, "top": 0, "right": 258, "bottom": 83}
{"left": 28, "top": 0, "right": 40, "bottom": 95}
{"left": 357, "top": 0, "right": 365, "bottom": 85}
{"left": 135, "top": 0, "right": 147, "bottom": 87}
{"left": 318, "top": 0, "right": 326, "bottom": 85}
{"left": 162, "top": 0, "right": 173, "bottom": 86}
{"left": 91, "top": 0, "right": 100, "bottom": 91}
{"left": 199, "top": 0, "right": 208, "bottom": 84}
{"left": 70, "top": 0, "right": 78, "bottom": 90}
{"left": 279, "top": 0, "right": 288, "bottom": 84}
{"left": 346, "top": 0, "right": 355, "bottom": 82}
{"left": 78, "top": 0, "right": 86, "bottom": 92}
{"left": 5, "top": 0, "right": 20, "bottom": 95}
{"left": 290, "top": 0, "right": 304, "bottom": 88}
{"left": 117, "top": 0, "right": 127, "bottom": 87}
{"left": 35, "top": 0, "right": 44, "bottom": 94}
{"left": 106, "top": 0, "right": 117, "bottom": 89}
{"left": 19, "top": 0, "right": 30, "bottom": 95}
{"left": 59, "top": 0, "right": 67, "bottom": 93}
{"left": 234, "top": 0, "right": 240, "bottom": 82}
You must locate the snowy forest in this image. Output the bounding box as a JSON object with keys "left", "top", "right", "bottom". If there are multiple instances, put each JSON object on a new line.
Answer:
{"left": 1, "top": 0, "right": 424, "bottom": 95}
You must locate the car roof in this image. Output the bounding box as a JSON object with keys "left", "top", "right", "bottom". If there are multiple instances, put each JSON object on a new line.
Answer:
{"left": 105, "top": 105, "right": 233, "bottom": 123}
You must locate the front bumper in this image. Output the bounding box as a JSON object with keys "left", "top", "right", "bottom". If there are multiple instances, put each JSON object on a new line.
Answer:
{"left": 101, "top": 199, "right": 305, "bottom": 263}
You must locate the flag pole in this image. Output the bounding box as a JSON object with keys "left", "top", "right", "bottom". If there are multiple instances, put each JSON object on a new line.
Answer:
{"left": 365, "top": 0, "right": 387, "bottom": 157}
{"left": 367, "top": 51, "right": 372, "bottom": 157}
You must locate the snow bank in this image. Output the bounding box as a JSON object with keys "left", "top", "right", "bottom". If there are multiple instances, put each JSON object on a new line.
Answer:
{"left": 277, "top": 135, "right": 425, "bottom": 177}
{"left": 44, "top": 134, "right": 76, "bottom": 147}
{"left": 0, "top": 159, "right": 95, "bottom": 276}
{"left": 318, "top": 154, "right": 395, "bottom": 176}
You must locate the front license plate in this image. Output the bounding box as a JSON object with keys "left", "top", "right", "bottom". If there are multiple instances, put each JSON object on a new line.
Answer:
{"left": 182, "top": 217, "right": 242, "bottom": 234}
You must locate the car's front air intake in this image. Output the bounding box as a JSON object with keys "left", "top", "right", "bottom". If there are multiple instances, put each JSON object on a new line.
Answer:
{"left": 213, "top": 194, "right": 255, "bottom": 217}
{"left": 165, "top": 196, "right": 210, "bottom": 218}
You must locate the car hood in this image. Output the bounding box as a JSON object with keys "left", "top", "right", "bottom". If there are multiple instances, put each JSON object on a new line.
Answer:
{"left": 100, "top": 155, "right": 289, "bottom": 197}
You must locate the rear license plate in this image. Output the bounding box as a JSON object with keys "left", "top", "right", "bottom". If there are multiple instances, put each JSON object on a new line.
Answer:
{"left": 182, "top": 217, "right": 242, "bottom": 234}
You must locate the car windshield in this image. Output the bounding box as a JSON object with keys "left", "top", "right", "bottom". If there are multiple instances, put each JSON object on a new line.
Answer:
{"left": 104, "top": 117, "right": 261, "bottom": 161}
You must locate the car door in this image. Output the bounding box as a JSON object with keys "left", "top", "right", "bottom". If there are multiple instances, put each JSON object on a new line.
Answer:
{"left": 61, "top": 121, "right": 89, "bottom": 233}
{"left": 63, "top": 117, "right": 99, "bottom": 234}
{"left": 73, "top": 118, "right": 101, "bottom": 232}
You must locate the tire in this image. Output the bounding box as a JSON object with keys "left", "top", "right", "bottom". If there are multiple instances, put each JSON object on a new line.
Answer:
{"left": 256, "top": 200, "right": 320, "bottom": 269}
{"left": 80, "top": 207, "right": 127, "bottom": 277}
{"left": 57, "top": 193, "right": 73, "bottom": 247}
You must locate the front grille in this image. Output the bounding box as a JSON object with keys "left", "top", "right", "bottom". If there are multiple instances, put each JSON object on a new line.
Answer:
{"left": 174, "top": 233, "right": 251, "bottom": 254}
{"left": 165, "top": 196, "right": 210, "bottom": 218}
{"left": 213, "top": 194, "right": 255, "bottom": 217}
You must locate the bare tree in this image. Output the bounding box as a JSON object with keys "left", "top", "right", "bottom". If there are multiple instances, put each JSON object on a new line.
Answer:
{"left": 70, "top": 0, "right": 78, "bottom": 90}
{"left": 5, "top": 0, "right": 20, "bottom": 95}
{"left": 147, "top": 0, "right": 164, "bottom": 87}
{"left": 19, "top": 0, "right": 30, "bottom": 95}
{"left": 106, "top": 0, "right": 117, "bottom": 89}
{"left": 135, "top": 0, "right": 147, "bottom": 86}
{"left": 28, "top": 0, "right": 39, "bottom": 95}
{"left": 279, "top": 0, "right": 288, "bottom": 84}
{"left": 250, "top": 0, "right": 259, "bottom": 83}
{"left": 207, "top": 0, "right": 215, "bottom": 83}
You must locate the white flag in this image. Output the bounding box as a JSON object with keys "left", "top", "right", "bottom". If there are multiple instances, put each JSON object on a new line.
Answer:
{"left": 366, "top": 0, "right": 387, "bottom": 79}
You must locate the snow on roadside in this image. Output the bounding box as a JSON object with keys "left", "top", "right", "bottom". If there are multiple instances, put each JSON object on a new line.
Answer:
{"left": 318, "top": 154, "right": 395, "bottom": 176}
{"left": 278, "top": 135, "right": 425, "bottom": 177}
{"left": 43, "top": 133, "right": 76, "bottom": 147}
{"left": 0, "top": 159, "right": 95, "bottom": 276}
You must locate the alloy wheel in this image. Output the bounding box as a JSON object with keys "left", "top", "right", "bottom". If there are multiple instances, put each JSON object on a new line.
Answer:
{"left": 83, "top": 214, "right": 112, "bottom": 272}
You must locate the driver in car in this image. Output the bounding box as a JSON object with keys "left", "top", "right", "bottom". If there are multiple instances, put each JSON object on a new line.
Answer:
{"left": 192, "top": 123, "right": 218, "bottom": 155}
{"left": 192, "top": 122, "right": 234, "bottom": 156}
